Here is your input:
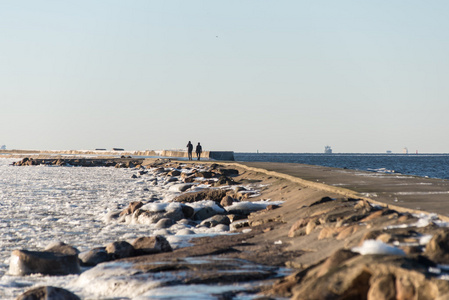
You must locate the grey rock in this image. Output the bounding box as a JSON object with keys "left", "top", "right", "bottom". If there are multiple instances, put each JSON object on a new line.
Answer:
{"left": 16, "top": 286, "right": 81, "bottom": 300}
{"left": 9, "top": 249, "right": 81, "bottom": 276}
{"left": 155, "top": 218, "right": 174, "bottom": 229}
{"left": 193, "top": 207, "right": 220, "bottom": 221}
{"left": 78, "top": 248, "right": 110, "bottom": 266}
{"left": 201, "top": 215, "right": 231, "bottom": 227}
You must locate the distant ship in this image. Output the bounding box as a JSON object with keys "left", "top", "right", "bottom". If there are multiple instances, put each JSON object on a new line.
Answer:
{"left": 324, "top": 146, "right": 332, "bottom": 154}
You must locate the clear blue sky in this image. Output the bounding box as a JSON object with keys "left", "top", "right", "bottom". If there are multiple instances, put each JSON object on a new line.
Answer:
{"left": 1, "top": 1, "right": 448, "bottom": 153}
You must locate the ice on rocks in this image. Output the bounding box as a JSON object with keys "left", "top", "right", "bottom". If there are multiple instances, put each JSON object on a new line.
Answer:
{"left": 0, "top": 158, "right": 280, "bottom": 299}
{"left": 352, "top": 240, "right": 406, "bottom": 256}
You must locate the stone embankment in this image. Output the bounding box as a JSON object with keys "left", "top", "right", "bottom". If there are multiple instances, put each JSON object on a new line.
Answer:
{"left": 0, "top": 148, "right": 235, "bottom": 160}
{"left": 10, "top": 158, "right": 449, "bottom": 299}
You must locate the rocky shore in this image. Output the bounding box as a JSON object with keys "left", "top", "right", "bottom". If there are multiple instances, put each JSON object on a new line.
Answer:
{"left": 10, "top": 157, "right": 449, "bottom": 299}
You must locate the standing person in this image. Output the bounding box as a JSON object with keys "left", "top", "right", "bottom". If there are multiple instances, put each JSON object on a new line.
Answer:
{"left": 186, "top": 141, "right": 193, "bottom": 161}
{"left": 196, "top": 142, "right": 202, "bottom": 160}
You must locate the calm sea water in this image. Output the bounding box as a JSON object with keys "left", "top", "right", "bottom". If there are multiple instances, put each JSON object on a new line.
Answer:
{"left": 234, "top": 153, "right": 449, "bottom": 180}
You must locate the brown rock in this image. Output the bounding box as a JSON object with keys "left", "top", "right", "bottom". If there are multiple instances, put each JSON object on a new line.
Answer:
{"left": 377, "top": 233, "right": 393, "bottom": 243}
{"left": 396, "top": 276, "right": 416, "bottom": 300}
{"left": 318, "top": 227, "right": 342, "bottom": 240}
{"left": 425, "top": 229, "right": 449, "bottom": 264}
{"left": 354, "top": 199, "right": 372, "bottom": 211}
{"left": 305, "top": 220, "right": 317, "bottom": 235}
{"left": 105, "top": 241, "right": 135, "bottom": 259}
{"left": 220, "top": 195, "right": 234, "bottom": 207}
{"left": 336, "top": 225, "right": 360, "bottom": 240}
{"left": 120, "top": 201, "right": 144, "bottom": 216}
{"left": 131, "top": 236, "right": 172, "bottom": 255}
{"left": 288, "top": 218, "right": 310, "bottom": 238}
{"left": 316, "top": 249, "right": 359, "bottom": 277}
{"left": 368, "top": 274, "right": 396, "bottom": 300}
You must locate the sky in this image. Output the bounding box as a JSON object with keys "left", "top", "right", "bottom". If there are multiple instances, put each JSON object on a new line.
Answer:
{"left": 1, "top": 1, "right": 449, "bottom": 153}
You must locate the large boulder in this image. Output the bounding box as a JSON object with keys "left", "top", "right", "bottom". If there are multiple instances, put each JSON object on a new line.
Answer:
{"left": 132, "top": 204, "right": 185, "bottom": 225}
{"left": 287, "top": 254, "right": 445, "bottom": 300}
{"left": 105, "top": 241, "right": 135, "bottom": 260}
{"left": 16, "top": 286, "right": 80, "bottom": 300}
{"left": 193, "top": 207, "right": 221, "bottom": 221}
{"left": 78, "top": 247, "right": 110, "bottom": 266}
{"left": 173, "top": 189, "right": 228, "bottom": 204}
{"left": 9, "top": 249, "right": 81, "bottom": 276}
{"left": 131, "top": 236, "right": 172, "bottom": 255}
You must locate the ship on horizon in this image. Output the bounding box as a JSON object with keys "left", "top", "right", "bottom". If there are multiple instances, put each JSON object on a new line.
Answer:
{"left": 324, "top": 145, "right": 332, "bottom": 154}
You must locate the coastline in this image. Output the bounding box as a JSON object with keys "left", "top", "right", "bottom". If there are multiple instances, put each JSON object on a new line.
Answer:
{"left": 6, "top": 156, "right": 449, "bottom": 298}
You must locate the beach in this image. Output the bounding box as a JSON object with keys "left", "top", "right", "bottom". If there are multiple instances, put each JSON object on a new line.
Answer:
{"left": 5, "top": 156, "right": 449, "bottom": 299}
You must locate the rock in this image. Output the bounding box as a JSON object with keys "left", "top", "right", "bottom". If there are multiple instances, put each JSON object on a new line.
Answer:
{"left": 183, "top": 177, "right": 195, "bottom": 183}
{"left": 155, "top": 218, "right": 173, "bottom": 229}
{"left": 105, "top": 241, "right": 134, "bottom": 259}
{"left": 217, "top": 168, "right": 239, "bottom": 176}
{"left": 78, "top": 248, "right": 110, "bottom": 266}
{"left": 193, "top": 206, "right": 220, "bottom": 221}
{"left": 354, "top": 199, "right": 372, "bottom": 211}
{"left": 425, "top": 229, "right": 449, "bottom": 264}
{"left": 395, "top": 275, "right": 416, "bottom": 300}
{"left": 120, "top": 201, "right": 144, "bottom": 216}
{"left": 173, "top": 189, "right": 228, "bottom": 204}
{"left": 167, "top": 170, "right": 181, "bottom": 176}
{"left": 131, "top": 236, "right": 172, "bottom": 255}
{"left": 215, "top": 176, "right": 236, "bottom": 186}
{"left": 16, "top": 286, "right": 81, "bottom": 300}
{"left": 44, "top": 242, "right": 79, "bottom": 255}
{"left": 181, "top": 204, "right": 195, "bottom": 219}
{"left": 166, "top": 177, "right": 178, "bottom": 183}
{"left": 309, "top": 196, "right": 334, "bottom": 206}
{"left": 133, "top": 203, "right": 185, "bottom": 225}
{"left": 291, "top": 254, "right": 443, "bottom": 300}
{"left": 266, "top": 204, "right": 280, "bottom": 211}
{"left": 315, "top": 249, "right": 359, "bottom": 277}
{"left": 201, "top": 215, "right": 231, "bottom": 227}
{"left": 220, "top": 195, "right": 234, "bottom": 207}
{"left": 9, "top": 249, "right": 81, "bottom": 276}
{"left": 288, "top": 218, "right": 311, "bottom": 238}
{"left": 305, "top": 220, "right": 317, "bottom": 235}
{"left": 336, "top": 225, "right": 360, "bottom": 240}
{"left": 195, "top": 171, "right": 213, "bottom": 178}
{"left": 368, "top": 274, "right": 396, "bottom": 300}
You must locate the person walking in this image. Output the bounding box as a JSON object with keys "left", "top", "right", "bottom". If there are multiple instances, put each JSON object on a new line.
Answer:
{"left": 196, "top": 142, "right": 202, "bottom": 160}
{"left": 186, "top": 141, "right": 193, "bottom": 161}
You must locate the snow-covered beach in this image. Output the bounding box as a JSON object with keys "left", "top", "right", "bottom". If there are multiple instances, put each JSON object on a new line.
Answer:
{"left": 0, "top": 158, "right": 281, "bottom": 299}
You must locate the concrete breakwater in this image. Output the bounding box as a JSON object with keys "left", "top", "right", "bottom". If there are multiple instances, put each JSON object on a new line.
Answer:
{"left": 0, "top": 149, "right": 235, "bottom": 161}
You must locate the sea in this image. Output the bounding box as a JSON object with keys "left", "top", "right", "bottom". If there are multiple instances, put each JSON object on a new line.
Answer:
{"left": 1, "top": 153, "right": 449, "bottom": 298}
{"left": 235, "top": 153, "right": 449, "bottom": 180}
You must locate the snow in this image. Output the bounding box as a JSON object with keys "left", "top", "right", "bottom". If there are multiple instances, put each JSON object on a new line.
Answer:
{"left": 352, "top": 240, "right": 406, "bottom": 256}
